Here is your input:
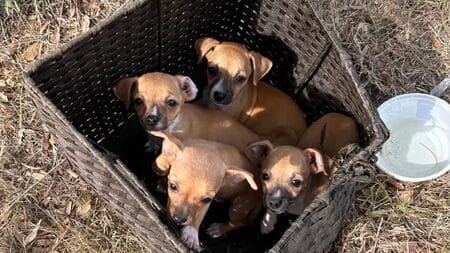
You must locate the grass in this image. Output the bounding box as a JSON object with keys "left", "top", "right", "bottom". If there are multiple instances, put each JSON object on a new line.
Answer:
{"left": 1, "top": 0, "right": 449, "bottom": 252}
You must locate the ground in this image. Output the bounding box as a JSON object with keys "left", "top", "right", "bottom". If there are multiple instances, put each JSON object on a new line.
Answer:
{"left": 0, "top": 0, "right": 448, "bottom": 252}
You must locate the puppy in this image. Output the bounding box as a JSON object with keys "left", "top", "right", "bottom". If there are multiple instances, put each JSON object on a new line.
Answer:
{"left": 153, "top": 132, "right": 261, "bottom": 251}
{"left": 195, "top": 37, "right": 307, "bottom": 146}
{"left": 246, "top": 113, "right": 359, "bottom": 234}
{"left": 113, "top": 72, "right": 259, "bottom": 173}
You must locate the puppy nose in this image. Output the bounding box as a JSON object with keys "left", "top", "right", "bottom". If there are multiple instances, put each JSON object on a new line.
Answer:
{"left": 146, "top": 115, "right": 160, "bottom": 126}
{"left": 172, "top": 214, "right": 187, "bottom": 225}
{"left": 213, "top": 91, "right": 226, "bottom": 102}
{"left": 268, "top": 199, "right": 283, "bottom": 209}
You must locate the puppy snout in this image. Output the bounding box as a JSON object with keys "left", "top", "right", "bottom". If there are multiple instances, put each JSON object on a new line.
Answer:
{"left": 146, "top": 115, "right": 160, "bottom": 126}
{"left": 209, "top": 80, "right": 233, "bottom": 105}
{"left": 213, "top": 91, "right": 226, "bottom": 102}
{"left": 265, "top": 189, "right": 290, "bottom": 213}
{"left": 268, "top": 199, "right": 283, "bottom": 209}
{"left": 172, "top": 213, "right": 187, "bottom": 225}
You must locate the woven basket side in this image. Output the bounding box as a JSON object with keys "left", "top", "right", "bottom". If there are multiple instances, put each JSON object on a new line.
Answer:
{"left": 27, "top": 0, "right": 159, "bottom": 144}
{"left": 255, "top": 0, "right": 331, "bottom": 92}
{"left": 24, "top": 80, "right": 184, "bottom": 252}
{"left": 158, "top": 0, "right": 331, "bottom": 96}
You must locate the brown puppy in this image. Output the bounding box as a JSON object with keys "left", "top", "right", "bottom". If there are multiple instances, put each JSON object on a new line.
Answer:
{"left": 196, "top": 37, "right": 307, "bottom": 146}
{"left": 114, "top": 72, "right": 259, "bottom": 172}
{"left": 153, "top": 132, "right": 261, "bottom": 251}
{"left": 246, "top": 113, "right": 359, "bottom": 234}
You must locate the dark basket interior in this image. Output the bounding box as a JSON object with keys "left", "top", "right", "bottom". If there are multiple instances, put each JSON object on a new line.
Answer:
{"left": 26, "top": 0, "right": 387, "bottom": 252}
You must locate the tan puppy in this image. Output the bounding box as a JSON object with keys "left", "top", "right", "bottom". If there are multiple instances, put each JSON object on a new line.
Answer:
{"left": 114, "top": 72, "right": 259, "bottom": 171}
{"left": 195, "top": 37, "right": 307, "bottom": 146}
{"left": 246, "top": 113, "right": 359, "bottom": 234}
{"left": 153, "top": 132, "right": 261, "bottom": 251}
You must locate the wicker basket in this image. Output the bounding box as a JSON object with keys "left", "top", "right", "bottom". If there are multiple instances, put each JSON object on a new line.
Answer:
{"left": 24, "top": 0, "right": 388, "bottom": 252}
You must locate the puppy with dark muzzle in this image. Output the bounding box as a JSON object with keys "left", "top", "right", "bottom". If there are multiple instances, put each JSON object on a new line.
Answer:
{"left": 195, "top": 38, "right": 307, "bottom": 146}
{"left": 245, "top": 113, "right": 360, "bottom": 234}
{"left": 113, "top": 72, "right": 260, "bottom": 172}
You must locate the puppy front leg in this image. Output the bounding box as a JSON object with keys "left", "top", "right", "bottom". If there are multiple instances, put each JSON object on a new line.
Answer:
{"left": 181, "top": 225, "right": 202, "bottom": 252}
{"left": 181, "top": 207, "right": 208, "bottom": 252}
{"left": 260, "top": 210, "right": 278, "bottom": 234}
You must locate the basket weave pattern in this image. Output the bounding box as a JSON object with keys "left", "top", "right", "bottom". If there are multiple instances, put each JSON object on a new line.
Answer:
{"left": 24, "top": 0, "right": 388, "bottom": 252}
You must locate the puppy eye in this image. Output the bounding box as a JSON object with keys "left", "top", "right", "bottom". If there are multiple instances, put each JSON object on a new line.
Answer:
{"left": 166, "top": 99, "right": 177, "bottom": 107}
{"left": 169, "top": 182, "right": 178, "bottom": 192}
{"left": 207, "top": 65, "right": 218, "bottom": 76}
{"left": 133, "top": 98, "right": 143, "bottom": 106}
{"left": 261, "top": 172, "right": 271, "bottom": 181}
{"left": 291, "top": 179, "right": 302, "bottom": 188}
{"left": 234, "top": 75, "right": 246, "bottom": 83}
{"left": 200, "top": 197, "right": 212, "bottom": 204}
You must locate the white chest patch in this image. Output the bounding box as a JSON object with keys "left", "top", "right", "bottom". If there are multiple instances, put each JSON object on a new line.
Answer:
{"left": 167, "top": 114, "right": 181, "bottom": 132}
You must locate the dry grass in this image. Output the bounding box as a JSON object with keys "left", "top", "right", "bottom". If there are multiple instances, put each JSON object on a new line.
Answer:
{"left": 0, "top": 0, "right": 449, "bottom": 252}
{"left": 0, "top": 0, "right": 146, "bottom": 252}
{"left": 313, "top": 0, "right": 450, "bottom": 252}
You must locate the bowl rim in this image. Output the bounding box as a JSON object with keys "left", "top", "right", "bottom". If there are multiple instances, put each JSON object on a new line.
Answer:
{"left": 376, "top": 92, "right": 450, "bottom": 182}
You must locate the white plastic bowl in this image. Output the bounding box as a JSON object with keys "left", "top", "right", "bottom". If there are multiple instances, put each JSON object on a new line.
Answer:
{"left": 376, "top": 93, "right": 450, "bottom": 182}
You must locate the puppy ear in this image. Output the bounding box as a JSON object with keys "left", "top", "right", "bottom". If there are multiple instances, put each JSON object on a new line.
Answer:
{"left": 151, "top": 131, "right": 184, "bottom": 158}
{"left": 224, "top": 168, "right": 258, "bottom": 190}
{"left": 303, "top": 148, "right": 328, "bottom": 175}
{"left": 113, "top": 77, "right": 138, "bottom": 109}
{"left": 176, "top": 75, "right": 198, "bottom": 102}
{"left": 245, "top": 140, "right": 274, "bottom": 165}
{"left": 195, "top": 37, "right": 220, "bottom": 63}
{"left": 249, "top": 51, "right": 273, "bottom": 85}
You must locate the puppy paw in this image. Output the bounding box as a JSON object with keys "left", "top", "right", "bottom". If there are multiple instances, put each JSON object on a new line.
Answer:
{"left": 206, "top": 223, "right": 224, "bottom": 238}
{"left": 181, "top": 226, "right": 203, "bottom": 252}
{"left": 260, "top": 212, "right": 277, "bottom": 234}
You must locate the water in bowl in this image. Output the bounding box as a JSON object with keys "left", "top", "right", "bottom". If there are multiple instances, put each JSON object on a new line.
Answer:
{"left": 378, "top": 117, "right": 449, "bottom": 179}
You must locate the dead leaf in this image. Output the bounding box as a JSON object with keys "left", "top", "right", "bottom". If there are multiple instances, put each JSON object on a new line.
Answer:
{"left": 80, "top": 16, "right": 90, "bottom": 33}
{"left": 49, "top": 134, "right": 57, "bottom": 146}
{"left": 433, "top": 39, "right": 442, "bottom": 49}
{"left": 0, "top": 92, "right": 8, "bottom": 103}
{"left": 66, "top": 169, "right": 79, "bottom": 179}
{"left": 65, "top": 201, "right": 73, "bottom": 215}
{"left": 0, "top": 80, "right": 6, "bottom": 88}
{"left": 380, "top": 71, "right": 391, "bottom": 81}
{"left": 22, "top": 43, "right": 41, "bottom": 62}
{"left": 76, "top": 201, "right": 91, "bottom": 217}
{"left": 23, "top": 220, "right": 42, "bottom": 247}
{"left": 26, "top": 172, "right": 46, "bottom": 180}
{"left": 40, "top": 23, "right": 49, "bottom": 33}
